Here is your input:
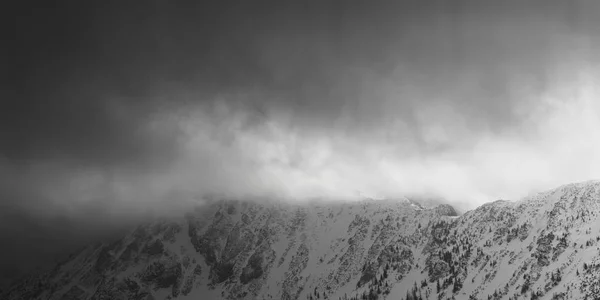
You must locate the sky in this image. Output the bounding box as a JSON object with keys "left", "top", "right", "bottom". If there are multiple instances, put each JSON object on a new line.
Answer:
{"left": 3, "top": 1, "right": 600, "bottom": 285}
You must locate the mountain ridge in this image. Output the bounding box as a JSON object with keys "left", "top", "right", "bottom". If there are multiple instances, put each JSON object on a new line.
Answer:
{"left": 3, "top": 180, "right": 600, "bottom": 300}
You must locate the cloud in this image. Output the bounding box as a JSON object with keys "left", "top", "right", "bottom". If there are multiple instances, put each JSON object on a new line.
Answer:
{"left": 184, "top": 68, "right": 599, "bottom": 208}
{"left": 124, "top": 70, "right": 598, "bottom": 212}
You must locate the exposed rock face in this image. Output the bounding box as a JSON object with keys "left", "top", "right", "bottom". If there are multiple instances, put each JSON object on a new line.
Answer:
{"left": 434, "top": 204, "right": 458, "bottom": 217}
{"left": 2, "top": 181, "right": 600, "bottom": 300}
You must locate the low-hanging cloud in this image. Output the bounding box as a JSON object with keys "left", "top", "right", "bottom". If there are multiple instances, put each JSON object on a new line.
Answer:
{"left": 160, "top": 71, "right": 600, "bottom": 211}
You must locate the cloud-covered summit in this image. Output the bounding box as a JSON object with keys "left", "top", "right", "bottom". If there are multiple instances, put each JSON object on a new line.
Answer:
{"left": 2, "top": 1, "right": 600, "bottom": 286}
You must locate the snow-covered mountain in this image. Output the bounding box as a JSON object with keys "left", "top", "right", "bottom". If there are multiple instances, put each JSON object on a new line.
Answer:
{"left": 3, "top": 181, "right": 600, "bottom": 300}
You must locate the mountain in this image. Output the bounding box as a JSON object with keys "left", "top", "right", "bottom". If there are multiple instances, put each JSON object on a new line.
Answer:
{"left": 2, "top": 181, "right": 600, "bottom": 300}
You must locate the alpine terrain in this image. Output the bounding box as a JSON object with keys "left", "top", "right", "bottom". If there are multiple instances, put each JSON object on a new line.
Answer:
{"left": 2, "top": 181, "right": 600, "bottom": 300}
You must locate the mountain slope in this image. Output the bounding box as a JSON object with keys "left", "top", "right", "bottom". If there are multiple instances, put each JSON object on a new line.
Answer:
{"left": 2, "top": 181, "right": 600, "bottom": 300}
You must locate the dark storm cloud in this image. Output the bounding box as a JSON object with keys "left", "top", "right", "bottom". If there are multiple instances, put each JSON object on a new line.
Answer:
{"left": 7, "top": 2, "right": 187, "bottom": 169}
{"left": 248, "top": 1, "right": 598, "bottom": 137}
{"left": 3, "top": 0, "right": 600, "bottom": 286}
{"left": 5, "top": 1, "right": 599, "bottom": 166}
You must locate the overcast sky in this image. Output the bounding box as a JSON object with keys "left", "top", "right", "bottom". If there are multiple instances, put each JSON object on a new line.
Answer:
{"left": 3, "top": 1, "right": 600, "bottom": 284}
